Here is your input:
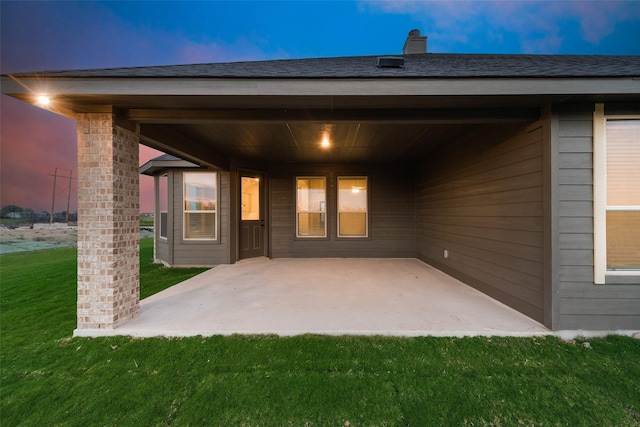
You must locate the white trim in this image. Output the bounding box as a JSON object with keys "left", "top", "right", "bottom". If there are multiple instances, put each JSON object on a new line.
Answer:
{"left": 593, "top": 104, "right": 607, "bottom": 284}
{"left": 607, "top": 206, "right": 640, "bottom": 211}
{"left": 594, "top": 107, "right": 640, "bottom": 283}
{"left": 606, "top": 270, "right": 640, "bottom": 276}
{"left": 158, "top": 174, "right": 169, "bottom": 240}
{"left": 159, "top": 212, "right": 168, "bottom": 240}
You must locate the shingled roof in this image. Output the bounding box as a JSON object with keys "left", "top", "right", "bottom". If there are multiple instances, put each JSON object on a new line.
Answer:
{"left": 139, "top": 153, "right": 201, "bottom": 176}
{"left": 14, "top": 53, "right": 640, "bottom": 79}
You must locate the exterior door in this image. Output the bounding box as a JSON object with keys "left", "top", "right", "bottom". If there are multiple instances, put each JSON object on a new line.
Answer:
{"left": 239, "top": 174, "right": 265, "bottom": 259}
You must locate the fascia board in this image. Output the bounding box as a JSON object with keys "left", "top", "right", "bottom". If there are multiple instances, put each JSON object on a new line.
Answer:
{"left": 139, "top": 159, "right": 201, "bottom": 175}
{"left": 2, "top": 76, "right": 640, "bottom": 97}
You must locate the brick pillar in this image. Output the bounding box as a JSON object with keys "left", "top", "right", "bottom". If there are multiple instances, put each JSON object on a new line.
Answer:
{"left": 76, "top": 113, "right": 140, "bottom": 331}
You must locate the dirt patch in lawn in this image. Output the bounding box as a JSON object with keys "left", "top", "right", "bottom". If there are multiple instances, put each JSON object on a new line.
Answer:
{"left": 0, "top": 224, "right": 77, "bottom": 254}
{"left": 0, "top": 224, "right": 153, "bottom": 254}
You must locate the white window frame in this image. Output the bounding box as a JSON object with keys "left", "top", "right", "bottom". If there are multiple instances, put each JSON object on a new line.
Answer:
{"left": 593, "top": 104, "right": 640, "bottom": 284}
{"left": 158, "top": 174, "right": 169, "bottom": 240}
{"left": 337, "top": 176, "right": 369, "bottom": 238}
{"left": 183, "top": 171, "right": 217, "bottom": 241}
{"left": 295, "top": 176, "right": 327, "bottom": 238}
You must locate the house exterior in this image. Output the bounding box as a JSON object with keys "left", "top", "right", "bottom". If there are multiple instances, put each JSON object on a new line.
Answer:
{"left": 139, "top": 153, "right": 231, "bottom": 267}
{"left": 2, "top": 31, "right": 639, "bottom": 333}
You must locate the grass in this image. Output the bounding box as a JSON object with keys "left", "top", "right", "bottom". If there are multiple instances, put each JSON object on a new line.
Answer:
{"left": 1, "top": 244, "right": 639, "bottom": 426}
{"left": 140, "top": 216, "right": 155, "bottom": 227}
{"left": 138, "top": 239, "right": 208, "bottom": 299}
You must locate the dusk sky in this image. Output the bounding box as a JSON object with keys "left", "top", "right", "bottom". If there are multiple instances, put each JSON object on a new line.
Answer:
{"left": 2, "top": 1, "right": 639, "bottom": 213}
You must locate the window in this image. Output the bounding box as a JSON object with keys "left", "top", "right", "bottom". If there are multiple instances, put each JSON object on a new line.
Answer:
{"left": 593, "top": 104, "right": 640, "bottom": 283}
{"left": 158, "top": 174, "right": 168, "bottom": 239}
{"left": 296, "top": 177, "right": 326, "bottom": 237}
{"left": 241, "top": 176, "right": 260, "bottom": 220}
{"left": 183, "top": 172, "right": 217, "bottom": 240}
{"left": 338, "top": 177, "right": 368, "bottom": 237}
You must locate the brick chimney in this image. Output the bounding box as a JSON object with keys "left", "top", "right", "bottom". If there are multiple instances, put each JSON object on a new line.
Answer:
{"left": 403, "top": 29, "right": 427, "bottom": 54}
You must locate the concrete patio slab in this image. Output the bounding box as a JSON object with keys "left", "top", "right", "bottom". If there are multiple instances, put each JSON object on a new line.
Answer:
{"left": 75, "top": 258, "right": 550, "bottom": 338}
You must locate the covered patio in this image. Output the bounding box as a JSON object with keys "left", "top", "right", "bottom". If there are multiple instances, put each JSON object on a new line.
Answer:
{"left": 75, "top": 258, "right": 549, "bottom": 338}
{"left": 6, "top": 36, "right": 638, "bottom": 334}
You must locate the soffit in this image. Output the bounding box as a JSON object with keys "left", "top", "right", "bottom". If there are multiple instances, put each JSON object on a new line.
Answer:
{"left": 115, "top": 92, "right": 638, "bottom": 168}
{"left": 160, "top": 122, "right": 491, "bottom": 164}
{"left": 121, "top": 93, "right": 551, "bottom": 168}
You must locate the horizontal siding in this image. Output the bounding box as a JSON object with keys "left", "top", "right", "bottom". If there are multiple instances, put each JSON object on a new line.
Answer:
{"left": 171, "top": 171, "right": 231, "bottom": 266}
{"left": 554, "top": 108, "right": 640, "bottom": 330}
{"left": 557, "top": 314, "right": 640, "bottom": 330}
{"left": 416, "top": 124, "right": 546, "bottom": 323}
{"left": 560, "top": 281, "right": 640, "bottom": 298}
{"left": 269, "top": 163, "right": 415, "bottom": 258}
{"left": 421, "top": 228, "right": 542, "bottom": 262}
{"left": 156, "top": 240, "right": 169, "bottom": 263}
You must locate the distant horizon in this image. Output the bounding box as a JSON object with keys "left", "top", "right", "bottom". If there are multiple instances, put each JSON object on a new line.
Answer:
{"left": 0, "top": 206, "right": 157, "bottom": 216}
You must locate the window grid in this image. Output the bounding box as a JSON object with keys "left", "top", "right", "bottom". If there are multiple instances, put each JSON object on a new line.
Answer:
{"left": 337, "top": 176, "right": 368, "bottom": 238}
{"left": 183, "top": 172, "right": 217, "bottom": 241}
{"left": 296, "top": 177, "right": 327, "bottom": 238}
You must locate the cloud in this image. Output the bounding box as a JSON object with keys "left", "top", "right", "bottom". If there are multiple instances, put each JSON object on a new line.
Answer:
{"left": 1, "top": 2, "right": 281, "bottom": 73}
{"left": 1, "top": 1, "right": 280, "bottom": 213}
{"left": 0, "top": 97, "right": 77, "bottom": 212}
{"left": 362, "top": 0, "right": 640, "bottom": 53}
{"left": 569, "top": 0, "right": 639, "bottom": 44}
{"left": 177, "top": 36, "right": 286, "bottom": 64}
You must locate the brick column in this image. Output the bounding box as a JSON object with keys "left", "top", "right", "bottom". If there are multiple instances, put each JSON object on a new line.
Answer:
{"left": 76, "top": 113, "right": 140, "bottom": 331}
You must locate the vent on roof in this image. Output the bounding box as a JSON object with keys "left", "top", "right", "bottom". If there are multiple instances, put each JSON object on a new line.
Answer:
{"left": 376, "top": 56, "right": 405, "bottom": 68}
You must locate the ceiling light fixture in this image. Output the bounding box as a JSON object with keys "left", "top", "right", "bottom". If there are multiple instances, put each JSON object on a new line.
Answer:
{"left": 36, "top": 95, "right": 51, "bottom": 107}
{"left": 320, "top": 124, "right": 333, "bottom": 149}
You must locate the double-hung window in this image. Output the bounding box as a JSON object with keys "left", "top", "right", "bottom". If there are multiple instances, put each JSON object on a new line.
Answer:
{"left": 338, "top": 176, "right": 368, "bottom": 238}
{"left": 296, "top": 177, "right": 326, "bottom": 238}
{"left": 593, "top": 104, "right": 640, "bottom": 283}
{"left": 183, "top": 172, "right": 217, "bottom": 240}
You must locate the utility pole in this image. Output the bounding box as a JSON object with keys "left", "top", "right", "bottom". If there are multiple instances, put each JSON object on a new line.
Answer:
{"left": 66, "top": 169, "right": 72, "bottom": 223}
{"left": 50, "top": 168, "right": 58, "bottom": 225}
{"left": 49, "top": 168, "right": 76, "bottom": 225}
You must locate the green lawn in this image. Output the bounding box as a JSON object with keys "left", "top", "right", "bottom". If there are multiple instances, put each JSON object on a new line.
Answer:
{"left": 1, "top": 243, "right": 639, "bottom": 426}
{"left": 140, "top": 216, "right": 155, "bottom": 227}
{"left": 0, "top": 218, "right": 22, "bottom": 225}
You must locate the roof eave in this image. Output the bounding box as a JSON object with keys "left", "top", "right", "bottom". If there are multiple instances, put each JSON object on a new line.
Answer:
{"left": 2, "top": 76, "right": 638, "bottom": 120}
{"left": 139, "top": 158, "right": 202, "bottom": 176}
{"left": 3, "top": 75, "right": 639, "bottom": 96}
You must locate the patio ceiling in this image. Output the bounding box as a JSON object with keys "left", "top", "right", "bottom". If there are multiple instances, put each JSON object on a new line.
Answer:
{"left": 113, "top": 94, "right": 559, "bottom": 169}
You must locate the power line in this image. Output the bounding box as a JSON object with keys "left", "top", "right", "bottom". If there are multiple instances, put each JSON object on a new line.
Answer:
{"left": 48, "top": 168, "right": 77, "bottom": 224}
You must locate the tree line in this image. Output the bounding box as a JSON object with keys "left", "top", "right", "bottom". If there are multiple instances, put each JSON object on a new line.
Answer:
{"left": 0, "top": 205, "right": 77, "bottom": 222}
